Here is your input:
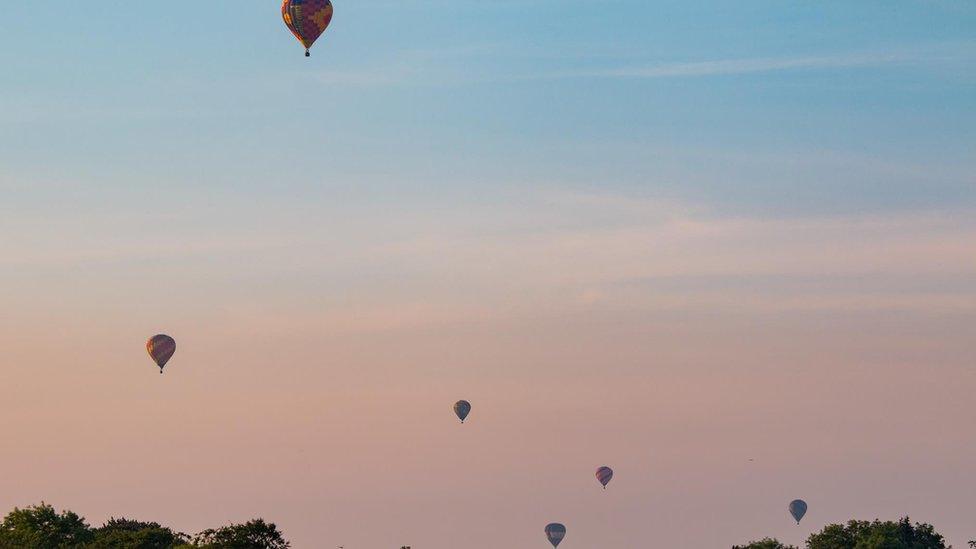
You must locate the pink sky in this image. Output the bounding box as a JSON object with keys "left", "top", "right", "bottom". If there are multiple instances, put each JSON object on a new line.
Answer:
{"left": 0, "top": 187, "right": 973, "bottom": 546}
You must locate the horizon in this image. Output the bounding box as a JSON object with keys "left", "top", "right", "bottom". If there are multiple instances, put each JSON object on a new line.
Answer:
{"left": 0, "top": 1, "right": 974, "bottom": 547}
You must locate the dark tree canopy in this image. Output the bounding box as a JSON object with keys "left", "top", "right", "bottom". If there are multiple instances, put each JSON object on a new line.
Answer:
{"left": 806, "top": 517, "right": 948, "bottom": 549}
{"left": 0, "top": 504, "right": 289, "bottom": 549}
{"left": 92, "top": 517, "right": 189, "bottom": 548}
{"left": 193, "top": 519, "right": 290, "bottom": 549}
{"left": 0, "top": 502, "right": 962, "bottom": 549}
{"left": 733, "top": 538, "right": 799, "bottom": 549}
{"left": 0, "top": 503, "right": 95, "bottom": 548}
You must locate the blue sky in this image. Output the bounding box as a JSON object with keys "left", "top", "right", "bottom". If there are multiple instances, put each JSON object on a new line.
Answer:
{"left": 2, "top": 1, "right": 973, "bottom": 216}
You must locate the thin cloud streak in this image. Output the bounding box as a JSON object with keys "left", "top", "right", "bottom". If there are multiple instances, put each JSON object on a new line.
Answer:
{"left": 311, "top": 52, "right": 910, "bottom": 87}
{"left": 309, "top": 41, "right": 975, "bottom": 87}
{"left": 539, "top": 52, "right": 916, "bottom": 80}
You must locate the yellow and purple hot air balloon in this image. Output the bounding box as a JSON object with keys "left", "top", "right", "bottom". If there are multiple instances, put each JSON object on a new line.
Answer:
{"left": 282, "top": 0, "right": 334, "bottom": 57}
{"left": 147, "top": 334, "right": 176, "bottom": 374}
{"left": 596, "top": 466, "right": 614, "bottom": 489}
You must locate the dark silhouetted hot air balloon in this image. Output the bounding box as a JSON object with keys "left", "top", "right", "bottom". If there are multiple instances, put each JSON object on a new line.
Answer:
{"left": 596, "top": 466, "right": 613, "bottom": 489}
{"left": 454, "top": 400, "right": 471, "bottom": 423}
{"left": 789, "top": 499, "right": 807, "bottom": 524}
{"left": 147, "top": 334, "right": 176, "bottom": 374}
{"left": 282, "top": 0, "right": 334, "bottom": 57}
{"left": 545, "top": 523, "right": 566, "bottom": 547}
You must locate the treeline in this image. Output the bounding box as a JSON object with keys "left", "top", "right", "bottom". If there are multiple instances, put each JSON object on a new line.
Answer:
{"left": 734, "top": 517, "right": 974, "bottom": 549}
{"left": 1, "top": 503, "right": 973, "bottom": 548}
{"left": 0, "top": 503, "right": 289, "bottom": 548}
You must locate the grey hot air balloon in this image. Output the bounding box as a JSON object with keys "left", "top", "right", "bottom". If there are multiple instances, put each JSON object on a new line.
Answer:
{"left": 545, "top": 523, "right": 566, "bottom": 547}
{"left": 596, "top": 466, "right": 613, "bottom": 489}
{"left": 789, "top": 499, "right": 808, "bottom": 524}
{"left": 454, "top": 400, "right": 471, "bottom": 423}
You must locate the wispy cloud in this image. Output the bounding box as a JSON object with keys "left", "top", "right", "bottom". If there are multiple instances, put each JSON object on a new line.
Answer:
{"left": 538, "top": 52, "right": 915, "bottom": 80}
{"left": 307, "top": 40, "right": 975, "bottom": 87}
{"left": 309, "top": 52, "right": 910, "bottom": 87}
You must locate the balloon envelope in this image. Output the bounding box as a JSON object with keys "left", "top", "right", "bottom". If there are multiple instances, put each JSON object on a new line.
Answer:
{"left": 596, "top": 466, "right": 614, "bottom": 488}
{"left": 545, "top": 523, "right": 566, "bottom": 547}
{"left": 789, "top": 499, "right": 808, "bottom": 524}
{"left": 454, "top": 400, "right": 471, "bottom": 423}
{"left": 282, "top": 0, "right": 334, "bottom": 55}
{"left": 146, "top": 334, "right": 176, "bottom": 372}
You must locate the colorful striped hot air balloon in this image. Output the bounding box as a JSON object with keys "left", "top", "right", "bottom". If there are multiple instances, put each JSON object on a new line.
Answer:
{"left": 454, "top": 400, "right": 471, "bottom": 423}
{"left": 147, "top": 334, "right": 176, "bottom": 374}
{"left": 282, "top": 0, "right": 334, "bottom": 57}
{"left": 545, "top": 523, "right": 566, "bottom": 547}
{"left": 596, "top": 466, "right": 614, "bottom": 489}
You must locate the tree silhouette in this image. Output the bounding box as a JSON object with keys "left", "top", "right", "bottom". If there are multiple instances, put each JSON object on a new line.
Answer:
{"left": 193, "top": 519, "right": 289, "bottom": 549}
{"left": 0, "top": 502, "right": 94, "bottom": 548}
{"left": 93, "top": 517, "right": 189, "bottom": 548}
{"left": 806, "top": 517, "right": 948, "bottom": 549}
{"left": 0, "top": 502, "right": 963, "bottom": 549}
{"left": 0, "top": 503, "right": 290, "bottom": 548}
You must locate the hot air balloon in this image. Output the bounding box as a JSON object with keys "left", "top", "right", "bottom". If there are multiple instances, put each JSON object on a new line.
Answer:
{"left": 147, "top": 334, "right": 176, "bottom": 374}
{"left": 789, "top": 499, "right": 807, "bottom": 524}
{"left": 596, "top": 466, "right": 613, "bottom": 489}
{"left": 454, "top": 400, "right": 471, "bottom": 423}
{"left": 545, "top": 523, "right": 566, "bottom": 547}
{"left": 282, "top": 0, "right": 334, "bottom": 57}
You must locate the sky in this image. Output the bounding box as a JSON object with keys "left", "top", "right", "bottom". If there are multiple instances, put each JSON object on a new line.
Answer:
{"left": 0, "top": 1, "right": 974, "bottom": 547}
